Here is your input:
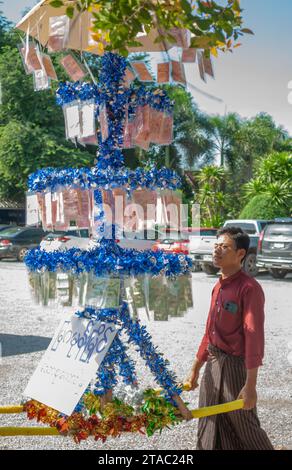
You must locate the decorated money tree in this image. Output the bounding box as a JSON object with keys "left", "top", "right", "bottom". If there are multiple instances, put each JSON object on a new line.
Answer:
{"left": 15, "top": 0, "right": 249, "bottom": 442}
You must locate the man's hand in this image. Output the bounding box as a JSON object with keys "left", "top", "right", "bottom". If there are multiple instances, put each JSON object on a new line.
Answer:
{"left": 185, "top": 359, "right": 203, "bottom": 391}
{"left": 186, "top": 369, "right": 200, "bottom": 391}
{"left": 172, "top": 394, "right": 193, "bottom": 421}
{"left": 237, "top": 385, "right": 257, "bottom": 410}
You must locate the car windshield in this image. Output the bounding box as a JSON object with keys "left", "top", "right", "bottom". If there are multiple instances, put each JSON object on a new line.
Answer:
{"left": 0, "top": 227, "right": 24, "bottom": 237}
{"left": 224, "top": 223, "right": 256, "bottom": 235}
{"left": 187, "top": 229, "right": 217, "bottom": 237}
{"left": 44, "top": 229, "right": 89, "bottom": 239}
{"left": 43, "top": 232, "right": 63, "bottom": 239}
{"left": 265, "top": 224, "right": 292, "bottom": 237}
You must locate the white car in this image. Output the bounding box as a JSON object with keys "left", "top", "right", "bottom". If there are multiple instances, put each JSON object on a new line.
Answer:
{"left": 40, "top": 229, "right": 93, "bottom": 252}
{"left": 40, "top": 228, "right": 172, "bottom": 253}
{"left": 117, "top": 228, "right": 175, "bottom": 251}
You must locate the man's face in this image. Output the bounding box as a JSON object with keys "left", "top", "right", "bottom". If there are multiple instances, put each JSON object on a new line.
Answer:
{"left": 213, "top": 234, "right": 246, "bottom": 269}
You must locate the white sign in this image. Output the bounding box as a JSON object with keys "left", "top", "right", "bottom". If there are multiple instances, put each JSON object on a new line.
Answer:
{"left": 26, "top": 192, "right": 41, "bottom": 226}
{"left": 24, "top": 315, "right": 117, "bottom": 415}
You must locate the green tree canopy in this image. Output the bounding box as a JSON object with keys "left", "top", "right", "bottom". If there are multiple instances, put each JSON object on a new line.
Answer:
{"left": 51, "top": 0, "right": 252, "bottom": 56}
{"left": 239, "top": 194, "right": 289, "bottom": 219}
{"left": 0, "top": 20, "right": 95, "bottom": 202}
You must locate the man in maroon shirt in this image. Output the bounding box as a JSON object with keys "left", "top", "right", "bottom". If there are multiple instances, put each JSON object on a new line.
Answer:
{"left": 187, "top": 227, "right": 273, "bottom": 450}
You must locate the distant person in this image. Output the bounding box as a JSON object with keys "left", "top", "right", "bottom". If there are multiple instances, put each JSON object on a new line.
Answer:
{"left": 186, "top": 227, "right": 274, "bottom": 450}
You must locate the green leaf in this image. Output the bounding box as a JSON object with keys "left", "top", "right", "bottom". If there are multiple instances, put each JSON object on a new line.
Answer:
{"left": 232, "top": 0, "right": 241, "bottom": 13}
{"left": 127, "top": 40, "right": 143, "bottom": 47}
{"left": 241, "top": 28, "right": 254, "bottom": 35}
{"left": 181, "top": 0, "right": 192, "bottom": 15}
{"left": 214, "top": 30, "right": 226, "bottom": 43}
{"left": 66, "top": 6, "right": 74, "bottom": 19}
{"left": 139, "top": 8, "right": 152, "bottom": 23}
{"left": 50, "top": 0, "right": 63, "bottom": 7}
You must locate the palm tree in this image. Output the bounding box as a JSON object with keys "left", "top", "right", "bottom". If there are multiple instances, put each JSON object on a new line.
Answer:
{"left": 257, "top": 152, "right": 292, "bottom": 183}
{"left": 196, "top": 165, "right": 229, "bottom": 226}
{"left": 203, "top": 113, "right": 241, "bottom": 167}
{"left": 242, "top": 151, "right": 292, "bottom": 212}
{"left": 196, "top": 165, "right": 226, "bottom": 186}
{"left": 232, "top": 114, "right": 290, "bottom": 180}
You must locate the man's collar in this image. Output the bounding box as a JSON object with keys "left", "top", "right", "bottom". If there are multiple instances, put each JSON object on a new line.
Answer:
{"left": 219, "top": 268, "right": 243, "bottom": 286}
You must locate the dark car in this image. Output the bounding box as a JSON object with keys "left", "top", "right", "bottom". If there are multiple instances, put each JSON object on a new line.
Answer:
{"left": 0, "top": 226, "right": 47, "bottom": 262}
{"left": 257, "top": 218, "right": 292, "bottom": 278}
{"left": 0, "top": 225, "right": 16, "bottom": 232}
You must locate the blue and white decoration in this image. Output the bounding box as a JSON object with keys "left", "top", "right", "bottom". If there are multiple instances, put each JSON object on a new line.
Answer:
{"left": 25, "top": 51, "right": 192, "bottom": 409}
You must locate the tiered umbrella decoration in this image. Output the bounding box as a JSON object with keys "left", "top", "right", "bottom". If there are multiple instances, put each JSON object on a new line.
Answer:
{"left": 15, "top": 3, "right": 205, "bottom": 441}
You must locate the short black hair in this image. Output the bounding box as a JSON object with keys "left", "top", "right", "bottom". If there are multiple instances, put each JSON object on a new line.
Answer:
{"left": 217, "top": 227, "right": 250, "bottom": 262}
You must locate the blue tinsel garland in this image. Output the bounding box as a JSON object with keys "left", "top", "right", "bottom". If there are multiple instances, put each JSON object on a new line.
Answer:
{"left": 93, "top": 334, "right": 137, "bottom": 395}
{"left": 27, "top": 164, "right": 182, "bottom": 192}
{"left": 56, "top": 53, "right": 174, "bottom": 170}
{"left": 56, "top": 79, "right": 173, "bottom": 113}
{"left": 24, "top": 241, "right": 192, "bottom": 278}
{"left": 75, "top": 304, "right": 182, "bottom": 401}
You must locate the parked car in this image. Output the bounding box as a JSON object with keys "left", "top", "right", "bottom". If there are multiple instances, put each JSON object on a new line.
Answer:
{"left": 189, "top": 220, "right": 270, "bottom": 277}
{"left": 187, "top": 227, "right": 218, "bottom": 272}
{"left": 0, "top": 226, "right": 48, "bottom": 261}
{"left": 222, "top": 219, "right": 270, "bottom": 277}
{"left": 118, "top": 228, "right": 167, "bottom": 251}
{"left": 257, "top": 218, "right": 292, "bottom": 278}
{"left": 40, "top": 229, "right": 91, "bottom": 252}
{"left": 0, "top": 224, "right": 16, "bottom": 232}
{"left": 152, "top": 230, "right": 190, "bottom": 255}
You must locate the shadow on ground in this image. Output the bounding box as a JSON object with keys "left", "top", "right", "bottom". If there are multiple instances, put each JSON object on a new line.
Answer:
{"left": 0, "top": 334, "right": 51, "bottom": 357}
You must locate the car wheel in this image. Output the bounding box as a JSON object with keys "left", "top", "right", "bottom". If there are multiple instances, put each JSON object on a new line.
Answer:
{"left": 201, "top": 263, "right": 220, "bottom": 275}
{"left": 269, "top": 268, "right": 288, "bottom": 279}
{"left": 17, "top": 248, "right": 28, "bottom": 262}
{"left": 243, "top": 253, "right": 258, "bottom": 277}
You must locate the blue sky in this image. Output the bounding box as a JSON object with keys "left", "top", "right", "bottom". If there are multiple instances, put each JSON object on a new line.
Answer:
{"left": 2, "top": 0, "right": 292, "bottom": 134}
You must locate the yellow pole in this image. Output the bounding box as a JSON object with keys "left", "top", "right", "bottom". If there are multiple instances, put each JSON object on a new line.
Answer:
{"left": 191, "top": 399, "right": 244, "bottom": 418}
{"left": 0, "top": 383, "right": 244, "bottom": 436}
{"left": 0, "top": 427, "right": 60, "bottom": 436}
{"left": 0, "top": 405, "right": 24, "bottom": 414}
{"left": 0, "top": 401, "right": 244, "bottom": 436}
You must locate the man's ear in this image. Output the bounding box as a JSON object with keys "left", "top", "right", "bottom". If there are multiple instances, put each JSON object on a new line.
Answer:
{"left": 238, "top": 248, "right": 246, "bottom": 263}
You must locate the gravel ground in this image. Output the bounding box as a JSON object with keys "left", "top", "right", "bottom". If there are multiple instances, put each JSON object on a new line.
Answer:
{"left": 0, "top": 261, "right": 291, "bottom": 450}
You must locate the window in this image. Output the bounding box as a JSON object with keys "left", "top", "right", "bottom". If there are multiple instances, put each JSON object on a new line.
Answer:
{"left": 224, "top": 223, "right": 256, "bottom": 235}
{"left": 18, "top": 229, "right": 43, "bottom": 240}
{"left": 0, "top": 227, "right": 23, "bottom": 237}
{"left": 265, "top": 224, "right": 292, "bottom": 237}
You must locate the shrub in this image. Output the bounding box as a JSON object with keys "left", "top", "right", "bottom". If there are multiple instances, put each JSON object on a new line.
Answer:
{"left": 239, "top": 194, "right": 290, "bottom": 219}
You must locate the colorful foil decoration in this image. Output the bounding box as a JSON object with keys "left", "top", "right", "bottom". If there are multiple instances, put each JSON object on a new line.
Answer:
{"left": 23, "top": 53, "right": 193, "bottom": 439}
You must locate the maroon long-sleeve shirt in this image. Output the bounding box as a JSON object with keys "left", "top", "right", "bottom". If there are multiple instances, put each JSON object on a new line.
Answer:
{"left": 196, "top": 269, "right": 265, "bottom": 369}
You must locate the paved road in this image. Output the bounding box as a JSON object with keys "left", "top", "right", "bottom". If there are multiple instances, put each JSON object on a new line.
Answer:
{"left": 0, "top": 261, "right": 291, "bottom": 449}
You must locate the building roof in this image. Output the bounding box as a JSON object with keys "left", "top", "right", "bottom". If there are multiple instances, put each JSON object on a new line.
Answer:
{"left": 0, "top": 199, "right": 25, "bottom": 209}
